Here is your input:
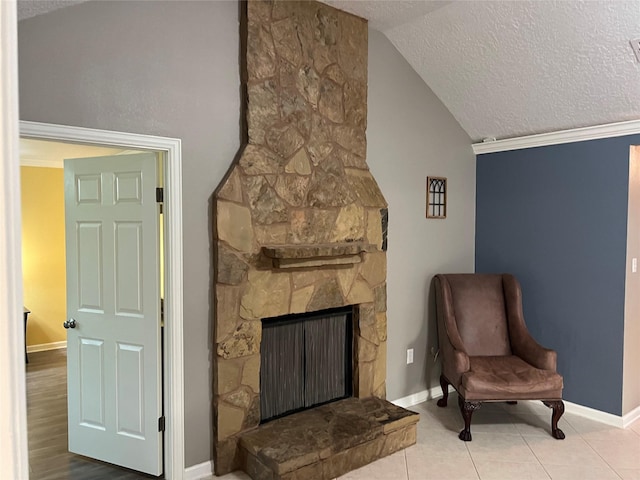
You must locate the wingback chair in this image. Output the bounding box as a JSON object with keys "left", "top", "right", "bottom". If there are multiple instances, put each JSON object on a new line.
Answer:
{"left": 434, "top": 273, "right": 565, "bottom": 441}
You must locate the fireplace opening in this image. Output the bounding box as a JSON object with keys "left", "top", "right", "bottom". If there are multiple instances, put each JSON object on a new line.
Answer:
{"left": 260, "top": 306, "right": 353, "bottom": 423}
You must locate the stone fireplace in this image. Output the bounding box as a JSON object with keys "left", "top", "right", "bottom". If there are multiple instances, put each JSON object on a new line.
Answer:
{"left": 213, "top": 1, "right": 417, "bottom": 477}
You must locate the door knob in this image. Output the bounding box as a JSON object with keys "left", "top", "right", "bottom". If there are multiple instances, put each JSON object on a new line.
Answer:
{"left": 63, "top": 319, "right": 77, "bottom": 329}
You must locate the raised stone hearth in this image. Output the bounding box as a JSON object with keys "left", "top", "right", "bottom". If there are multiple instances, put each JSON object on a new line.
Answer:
{"left": 213, "top": 0, "right": 416, "bottom": 476}
{"left": 239, "top": 397, "right": 419, "bottom": 480}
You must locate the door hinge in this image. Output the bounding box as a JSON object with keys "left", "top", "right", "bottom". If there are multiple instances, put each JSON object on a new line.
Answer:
{"left": 158, "top": 416, "right": 166, "bottom": 432}
{"left": 156, "top": 187, "right": 164, "bottom": 203}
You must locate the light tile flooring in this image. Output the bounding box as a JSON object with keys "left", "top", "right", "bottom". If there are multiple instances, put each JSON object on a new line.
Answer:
{"left": 219, "top": 397, "right": 640, "bottom": 480}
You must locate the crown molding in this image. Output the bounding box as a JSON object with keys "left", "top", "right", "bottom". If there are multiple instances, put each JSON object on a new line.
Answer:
{"left": 473, "top": 119, "right": 640, "bottom": 155}
{"left": 20, "top": 158, "right": 63, "bottom": 168}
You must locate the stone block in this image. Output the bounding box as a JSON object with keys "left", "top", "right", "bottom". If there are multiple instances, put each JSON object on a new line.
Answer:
{"left": 307, "top": 170, "right": 355, "bottom": 208}
{"left": 345, "top": 168, "right": 387, "bottom": 208}
{"left": 242, "top": 354, "right": 261, "bottom": 393}
{"left": 366, "top": 208, "right": 383, "bottom": 249}
{"left": 290, "top": 285, "right": 314, "bottom": 313}
{"left": 360, "top": 251, "right": 386, "bottom": 287}
{"left": 254, "top": 224, "right": 288, "bottom": 245}
{"left": 374, "top": 283, "right": 387, "bottom": 312}
{"left": 357, "top": 338, "right": 378, "bottom": 363}
{"left": 240, "top": 144, "right": 286, "bottom": 175}
{"left": 247, "top": 80, "right": 280, "bottom": 144}
{"left": 337, "top": 265, "right": 358, "bottom": 297}
{"left": 380, "top": 424, "right": 417, "bottom": 457}
{"left": 217, "top": 168, "right": 243, "bottom": 203}
{"left": 217, "top": 357, "right": 243, "bottom": 396}
{"left": 323, "top": 437, "right": 382, "bottom": 479}
{"left": 355, "top": 361, "right": 374, "bottom": 397}
{"left": 217, "top": 247, "right": 249, "bottom": 285}
{"left": 288, "top": 209, "right": 337, "bottom": 244}
{"left": 272, "top": 17, "right": 303, "bottom": 66}
{"left": 307, "top": 278, "right": 344, "bottom": 312}
{"left": 214, "top": 437, "right": 242, "bottom": 476}
{"left": 274, "top": 175, "right": 309, "bottom": 207}
{"left": 332, "top": 124, "right": 366, "bottom": 158}
{"left": 216, "top": 285, "right": 241, "bottom": 343}
{"left": 247, "top": 22, "right": 277, "bottom": 82}
{"left": 373, "top": 341, "right": 387, "bottom": 395}
{"left": 344, "top": 80, "right": 367, "bottom": 129}
{"left": 217, "top": 201, "right": 255, "bottom": 253}
{"left": 324, "top": 63, "right": 346, "bottom": 85}
{"left": 266, "top": 124, "right": 305, "bottom": 160}
{"left": 332, "top": 204, "right": 365, "bottom": 242}
{"left": 284, "top": 148, "right": 312, "bottom": 175}
{"left": 318, "top": 78, "right": 344, "bottom": 123}
{"left": 346, "top": 279, "right": 374, "bottom": 305}
{"left": 224, "top": 386, "right": 252, "bottom": 410}
{"left": 375, "top": 312, "right": 387, "bottom": 342}
{"left": 218, "top": 403, "right": 246, "bottom": 440}
{"left": 240, "top": 270, "right": 291, "bottom": 320}
{"left": 281, "top": 88, "right": 311, "bottom": 138}
{"left": 217, "top": 321, "right": 262, "bottom": 359}
{"left": 244, "top": 176, "right": 289, "bottom": 225}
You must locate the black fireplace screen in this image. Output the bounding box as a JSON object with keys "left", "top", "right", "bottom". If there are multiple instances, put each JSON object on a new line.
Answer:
{"left": 260, "top": 306, "right": 353, "bottom": 422}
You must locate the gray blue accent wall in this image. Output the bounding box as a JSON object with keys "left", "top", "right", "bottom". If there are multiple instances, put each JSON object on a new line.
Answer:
{"left": 476, "top": 135, "right": 640, "bottom": 416}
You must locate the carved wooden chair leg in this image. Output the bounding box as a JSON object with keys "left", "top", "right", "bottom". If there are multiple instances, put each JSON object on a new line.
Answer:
{"left": 437, "top": 374, "right": 450, "bottom": 407}
{"left": 458, "top": 396, "right": 480, "bottom": 441}
{"left": 542, "top": 400, "right": 566, "bottom": 439}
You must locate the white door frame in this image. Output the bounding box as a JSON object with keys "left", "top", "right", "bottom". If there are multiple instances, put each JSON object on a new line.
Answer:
{"left": 20, "top": 121, "right": 186, "bottom": 478}
{"left": 0, "top": 2, "right": 29, "bottom": 479}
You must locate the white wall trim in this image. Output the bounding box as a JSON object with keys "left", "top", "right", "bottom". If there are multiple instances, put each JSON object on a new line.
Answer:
{"left": 472, "top": 119, "right": 640, "bottom": 155}
{"left": 563, "top": 400, "right": 624, "bottom": 428}
{"left": 20, "top": 158, "right": 63, "bottom": 168}
{"left": 184, "top": 460, "right": 214, "bottom": 480}
{"left": 27, "top": 340, "right": 67, "bottom": 353}
{"left": 391, "top": 385, "right": 454, "bottom": 409}
{"left": 392, "top": 388, "right": 640, "bottom": 431}
{"left": 623, "top": 404, "right": 640, "bottom": 428}
{"left": 0, "top": 1, "right": 30, "bottom": 478}
{"left": 20, "top": 121, "right": 185, "bottom": 479}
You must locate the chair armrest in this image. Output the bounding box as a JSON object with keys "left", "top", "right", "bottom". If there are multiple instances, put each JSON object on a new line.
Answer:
{"left": 452, "top": 349, "right": 470, "bottom": 373}
{"left": 503, "top": 274, "right": 558, "bottom": 371}
{"left": 512, "top": 334, "right": 557, "bottom": 371}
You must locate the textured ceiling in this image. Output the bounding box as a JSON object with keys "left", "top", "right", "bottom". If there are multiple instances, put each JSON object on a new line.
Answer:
{"left": 327, "top": 0, "right": 640, "bottom": 142}
{"left": 17, "top": 0, "right": 88, "bottom": 21}
{"left": 17, "top": 0, "right": 640, "bottom": 142}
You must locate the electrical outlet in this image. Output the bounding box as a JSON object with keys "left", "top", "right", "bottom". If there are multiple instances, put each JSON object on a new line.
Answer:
{"left": 630, "top": 39, "right": 640, "bottom": 63}
{"left": 406, "top": 348, "right": 414, "bottom": 364}
{"left": 633, "top": 258, "right": 637, "bottom": 273}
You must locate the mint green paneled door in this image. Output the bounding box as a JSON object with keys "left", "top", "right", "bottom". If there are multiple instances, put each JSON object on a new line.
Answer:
{"left": 64, "top": 153, "right": 162, "bottom": 475}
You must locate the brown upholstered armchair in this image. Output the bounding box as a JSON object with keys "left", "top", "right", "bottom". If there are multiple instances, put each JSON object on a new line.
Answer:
{"left": 434, "top": 273, "right": 565, "bottom": 441}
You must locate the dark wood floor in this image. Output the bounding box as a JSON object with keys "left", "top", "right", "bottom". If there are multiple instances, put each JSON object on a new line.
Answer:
{"left": 27, "top": 349, "right": 159, "bottom": 480}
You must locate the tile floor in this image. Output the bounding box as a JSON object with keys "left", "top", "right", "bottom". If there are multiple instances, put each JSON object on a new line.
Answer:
{"left": 218, "top": 397, "right": 640, "bottom": 480}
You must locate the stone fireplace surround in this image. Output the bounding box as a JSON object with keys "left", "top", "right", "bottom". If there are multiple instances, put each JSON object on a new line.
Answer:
{"left": 213, "top": 0, "right": 417, "bottom": 476}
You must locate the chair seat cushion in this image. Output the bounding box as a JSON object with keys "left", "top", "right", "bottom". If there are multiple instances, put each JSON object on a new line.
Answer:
{"left": 460, "top": 355, "right": 563, "bottom": 401}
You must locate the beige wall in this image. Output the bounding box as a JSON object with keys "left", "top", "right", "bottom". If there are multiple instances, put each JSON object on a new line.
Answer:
{"left": 21, "top": 166, "right": 67, "bottom": 347}
{"left": 368, "top": 30, "right": 476, "bottom": 400}
{"left": 623, "top": 145, "right": 640, "bottom": 416}
{"left": 18, "top": 1, "right": 476, "bottom": 467}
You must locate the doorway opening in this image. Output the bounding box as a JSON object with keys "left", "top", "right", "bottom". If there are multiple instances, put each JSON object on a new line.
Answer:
{"left": 19, "top": 121, "right": 184, "bottom": 479}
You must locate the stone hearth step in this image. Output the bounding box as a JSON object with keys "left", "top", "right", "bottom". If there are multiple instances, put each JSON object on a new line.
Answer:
{"left": 238, "top": 397, "right": 419, "bottom": 480}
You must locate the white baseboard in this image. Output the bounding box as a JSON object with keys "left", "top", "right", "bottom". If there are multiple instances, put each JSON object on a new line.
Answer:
{"left": 391, "top": 385, "right": 454, "bottom": 409}
{"left": 184, "top": 460, "right": 213, "bottom": 480}
{"left": 563, "top": 400, "right": 624, "bottom": 428}
{"left": 623, "top": 404, "right": 640, "bottom": 428}
{"left": 391, "top": 387, "right": 640, "bottom": 430}
{"left": 26, "top": 340, "right": 66, "bottom": 353}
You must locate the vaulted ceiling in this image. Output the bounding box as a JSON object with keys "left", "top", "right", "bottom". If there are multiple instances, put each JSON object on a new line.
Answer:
{"left": 18, "top": 0, "right": 640, "bottom": 142}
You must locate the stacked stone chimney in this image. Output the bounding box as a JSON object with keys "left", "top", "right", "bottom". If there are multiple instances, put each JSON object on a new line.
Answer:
{"left": 213, "top": 0, "right": 388, "bottom": 474}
